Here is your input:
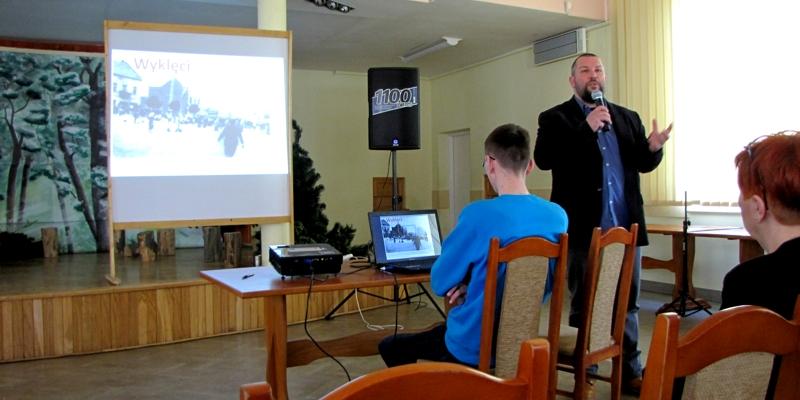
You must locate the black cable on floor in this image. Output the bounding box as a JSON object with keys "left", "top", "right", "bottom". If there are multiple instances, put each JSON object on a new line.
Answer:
{"left": 392, "top": 273, "right": 399, "bottom": 338}
{"left": 304, "top": 269, "right": 351, "bottom": 381}
{"left": 413, "top": 284, "right": 428, "bottom": 310}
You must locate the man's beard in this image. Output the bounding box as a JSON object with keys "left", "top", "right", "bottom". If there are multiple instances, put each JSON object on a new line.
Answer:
{"left": 579, "top": 81, "right": 605, "bottom": 104}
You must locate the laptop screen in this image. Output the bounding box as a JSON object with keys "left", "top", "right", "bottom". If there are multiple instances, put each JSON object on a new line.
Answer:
{"left": 368, "top": 209, "right": 443, "bottom": 265}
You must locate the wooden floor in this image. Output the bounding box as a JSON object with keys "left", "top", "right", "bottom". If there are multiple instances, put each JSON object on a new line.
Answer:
{"left": 0, "top": 250, "right": 395, "bottom": 363}
{"left": 0, "top": 248, "right": 217, "bottom": 297}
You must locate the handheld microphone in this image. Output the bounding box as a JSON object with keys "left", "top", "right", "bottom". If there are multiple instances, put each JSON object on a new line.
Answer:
{"left": 590, "top": 90, "right": 605, "bottom": 107}
{"left": 590, "top": 90, "right": 609, "bottom": 132}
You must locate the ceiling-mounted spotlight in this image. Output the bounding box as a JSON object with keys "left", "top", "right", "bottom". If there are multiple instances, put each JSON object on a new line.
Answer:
{"left": 305, "top": 0, "right": 354, "bottom": 14}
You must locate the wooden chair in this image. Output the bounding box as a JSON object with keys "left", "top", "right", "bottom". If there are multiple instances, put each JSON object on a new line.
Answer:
{"left": 641, "top": 297, "right": 800, "bottom": 400}
{"left": 556, "top": 224, "right": 638, "bottom": 399}
{"left": 322, "top": 338, "right": 551, "bottom": 400}
{"left": 240, "top": 382, "right": 272, "bottom": 400}
{"left": 479, "top": 234, "right": 569, "bottom": 400}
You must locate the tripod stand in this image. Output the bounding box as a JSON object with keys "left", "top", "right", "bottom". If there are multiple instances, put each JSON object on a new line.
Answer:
{"left": 324, "top": 150, "right": 446, "bottom": 320}
{"left": 657, "top": 192, "right": 712, "bottom": 317}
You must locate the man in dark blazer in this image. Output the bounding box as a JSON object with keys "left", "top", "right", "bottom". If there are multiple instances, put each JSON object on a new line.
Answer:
{"left": 534, "top": 53, "right": 672, "bottom": 395}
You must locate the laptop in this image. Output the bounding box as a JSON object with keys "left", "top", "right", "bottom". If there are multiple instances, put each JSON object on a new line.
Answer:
{"left": 368, "top": 209, "right": 443, "bottom": 273}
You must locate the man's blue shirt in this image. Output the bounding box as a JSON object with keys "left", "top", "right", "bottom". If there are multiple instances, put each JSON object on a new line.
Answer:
{"left": 578, "top": 99, "right": 629, "bottom": 229}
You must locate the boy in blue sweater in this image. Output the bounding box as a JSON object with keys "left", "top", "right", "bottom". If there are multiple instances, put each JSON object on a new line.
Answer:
{"left": 379, "top": 123, "right": 567, "bottom": 367}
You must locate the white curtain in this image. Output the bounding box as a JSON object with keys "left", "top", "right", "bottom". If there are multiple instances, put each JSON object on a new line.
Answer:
{"left": 612, "top": 0, "right": 676, "bottom": 204}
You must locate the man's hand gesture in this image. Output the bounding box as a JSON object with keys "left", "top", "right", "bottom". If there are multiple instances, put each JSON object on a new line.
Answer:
{"left": 648, "top": 119, "right": 673, "bottom": 152}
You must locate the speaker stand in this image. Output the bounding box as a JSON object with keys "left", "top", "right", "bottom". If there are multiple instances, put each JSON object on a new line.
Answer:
{"left": 389, "top": 150, "right": 419, "bottom": 311}
{"left": 656, "top": 192, "right": 712, "bottom": 317}
{"left": 391, "top": 149, "right": 400, "bottom": 211}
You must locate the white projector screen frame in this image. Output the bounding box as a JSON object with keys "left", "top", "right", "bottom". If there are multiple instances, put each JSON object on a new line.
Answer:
{"left": 104, "top": 21, "right": 292, "bottom": 230}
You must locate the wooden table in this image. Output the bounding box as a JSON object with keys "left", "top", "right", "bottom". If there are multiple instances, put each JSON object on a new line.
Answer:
{"left": 643, "top": 224, "right": 763, "bottom": 313}
{"left": 201, "top": 264, "right": 433, "bottom": 400}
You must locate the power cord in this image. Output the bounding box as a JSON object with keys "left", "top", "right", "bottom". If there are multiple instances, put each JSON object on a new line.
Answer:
{"left": 398, "top": 283, "right": 426, "bottom": 310}
{"left": 353, "top": 287, "right": 405, "bottom": 331}
{"left": 349, "top": 256, "right": 371, "bottom": 267}
{"left": 343, "top": 255, "right": 408, "bottom": 332}
{"left": 340, "top": 256, "right": 372, "bottom": 275}
{"left": 304, "top": 269, "right": 351, "bottom": 381}
{"left": 411, "top": 284, "right": 429, "bottom": 310}
{"left": 392, "top": 273, "right": 400, "bottom": 337}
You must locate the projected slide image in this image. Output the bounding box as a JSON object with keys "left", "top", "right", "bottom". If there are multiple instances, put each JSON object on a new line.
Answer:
{"left": 380, "top": 214, "right": 435, "bottom": 260}
{"left": 109, "top": 49, "right": 287, "bottom": 177}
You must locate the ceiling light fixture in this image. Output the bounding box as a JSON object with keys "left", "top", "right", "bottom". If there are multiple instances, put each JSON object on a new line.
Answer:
{"left": 400, "top": 36, "right": 462, "bottom": 62}
{"left": 306, "top": 0, "right": 354, "bottom": 13}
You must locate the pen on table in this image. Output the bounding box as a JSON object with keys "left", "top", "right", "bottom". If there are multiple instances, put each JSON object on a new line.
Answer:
{"left": 242, "top": 273, "right": 255, "bottom": 280}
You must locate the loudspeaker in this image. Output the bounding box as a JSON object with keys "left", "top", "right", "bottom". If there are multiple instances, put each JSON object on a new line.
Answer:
{"left": 368, "top": 67, "right": 420, "bottom": 150}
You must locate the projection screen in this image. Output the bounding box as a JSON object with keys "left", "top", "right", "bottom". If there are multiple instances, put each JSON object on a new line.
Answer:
{"left": 105, "top": 21, "right": 291, "bottom": 228}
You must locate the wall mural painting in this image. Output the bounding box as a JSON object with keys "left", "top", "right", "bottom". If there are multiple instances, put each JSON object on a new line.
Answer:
{"left": 0, "top": 46, "right": 108, "bottom": 253}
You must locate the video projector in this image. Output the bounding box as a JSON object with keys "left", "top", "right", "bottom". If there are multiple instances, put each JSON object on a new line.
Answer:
{"left": 268, "top": 243, "right": 343, "bottom": 277}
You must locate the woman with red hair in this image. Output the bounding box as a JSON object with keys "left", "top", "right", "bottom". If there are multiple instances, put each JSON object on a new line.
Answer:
{"left": 721, "top": 130, "right": 800, "bottom": 318}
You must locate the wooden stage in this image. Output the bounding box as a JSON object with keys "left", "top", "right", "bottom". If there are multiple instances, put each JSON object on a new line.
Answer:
{"left": 0, "top": 249, "right": 396, "bottom": 363}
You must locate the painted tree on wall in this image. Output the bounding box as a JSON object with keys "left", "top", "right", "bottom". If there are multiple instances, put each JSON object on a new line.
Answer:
{"left": 46, "top": 56, "right": 108, "bottom": 252}
{"left": 0, "top": 51, "right": 36, "bottom": 226}
{"left": 26, "top": 113, "right": 79, "bottom": 253}
{"left": 0, "top": 50, "right": 108, "bottom": 252}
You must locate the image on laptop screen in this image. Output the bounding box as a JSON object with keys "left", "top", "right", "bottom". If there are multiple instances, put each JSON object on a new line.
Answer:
{"left": 368, "top": 209, "right": 443, "bottom": 265}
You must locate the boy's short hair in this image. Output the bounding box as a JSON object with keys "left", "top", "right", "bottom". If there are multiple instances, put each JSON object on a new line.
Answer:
{"left": 484, "top": 124, "right": 531, "bottom": 174}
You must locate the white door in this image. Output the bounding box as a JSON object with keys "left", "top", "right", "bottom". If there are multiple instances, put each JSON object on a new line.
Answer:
{"left": 448, "top": 131, "right": 470, "bottom": 227}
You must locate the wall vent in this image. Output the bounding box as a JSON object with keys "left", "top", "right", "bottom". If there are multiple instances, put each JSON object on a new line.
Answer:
{"left": 533, "top": 28, "right": 586, "bottom": 65}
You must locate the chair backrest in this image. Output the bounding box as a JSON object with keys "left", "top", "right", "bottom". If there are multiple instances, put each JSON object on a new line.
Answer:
{"left": 321, "top": 338, "right": 551, "bottom": 400}
{"left": 479, "top": 234, "right": 568, "bottom": 383}
{"left": 641, "top": 297, "right": 800, "bottom": 400}
{"left": 580, "top": 224, "right": 638, "bottom": 360}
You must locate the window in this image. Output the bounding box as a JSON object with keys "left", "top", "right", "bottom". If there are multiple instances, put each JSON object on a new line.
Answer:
{"left": 672, "top": 0, "right": 800, "bottom": 203}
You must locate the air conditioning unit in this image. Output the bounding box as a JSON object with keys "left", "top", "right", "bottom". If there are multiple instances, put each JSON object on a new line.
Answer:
{"left": 533, "top": 28, "right": 586, "bottom": 65}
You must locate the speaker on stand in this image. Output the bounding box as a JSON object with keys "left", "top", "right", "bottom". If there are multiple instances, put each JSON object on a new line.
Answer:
{"left": 322, "top": 67, "right": 445, "bottom": 321}
{"left": 368, "top": 67, "right": 420, "bottom": 211}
